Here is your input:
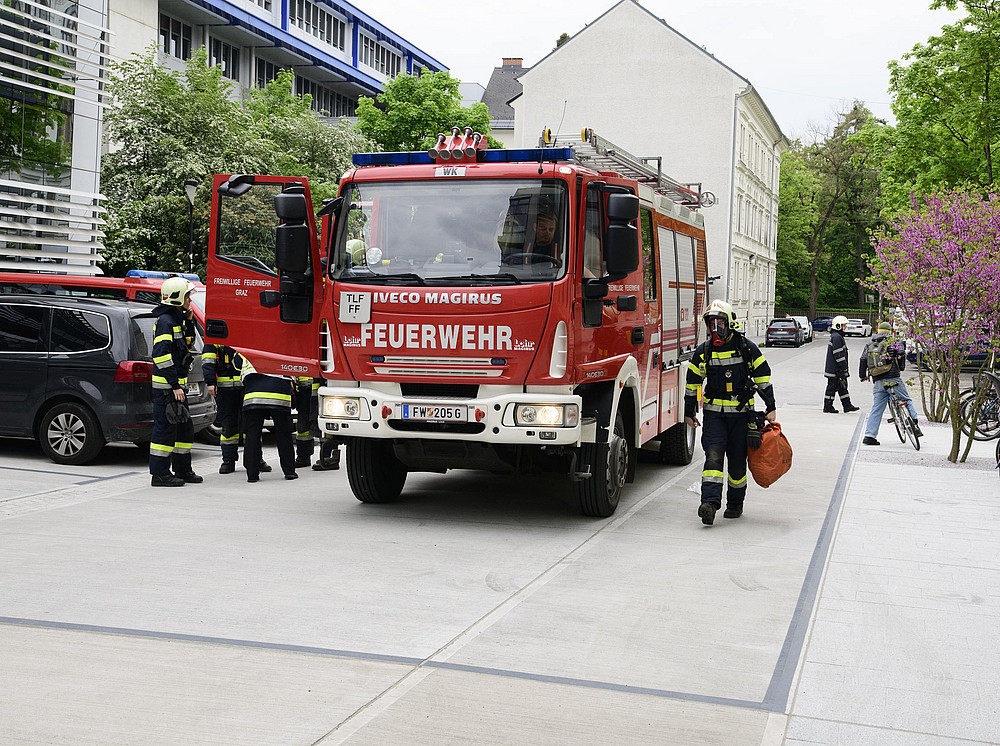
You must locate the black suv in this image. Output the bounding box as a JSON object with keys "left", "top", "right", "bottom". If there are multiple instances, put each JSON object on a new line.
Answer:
{"left": 0, "top": 296, "right": 216, "bottom": 464}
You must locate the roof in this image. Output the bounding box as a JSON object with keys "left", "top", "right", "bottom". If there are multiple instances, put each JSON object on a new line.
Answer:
{"left": 482, "top": 60, "right": 529, "bottom": 120}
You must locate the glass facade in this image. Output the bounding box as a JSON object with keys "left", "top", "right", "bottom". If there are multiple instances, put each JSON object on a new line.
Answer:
{"left": 1, "top": 0, "right": 109, "bottom": 274}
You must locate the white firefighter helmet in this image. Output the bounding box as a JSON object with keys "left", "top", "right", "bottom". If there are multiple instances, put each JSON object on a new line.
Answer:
{"left": 702, "top": 299, "right": 737, "bottom": 326}
{"left": 831, "top": 315, "right": 849, "bottom": 332}
{"left": 160, "top": 276, "right": 194, "bottom": 306}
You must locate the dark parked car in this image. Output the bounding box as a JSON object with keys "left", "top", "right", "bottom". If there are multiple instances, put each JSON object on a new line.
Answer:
{"left": 811, "top": 316, "right": 834, "bottom": 333}
{"left": 765, "top": 318, "right": 806, "bottom": 347}
{"left": 0, "top": 296, "right": 215, "bottom": 464}
{"left": 907, "top": 345, "right": 994, "bottom": 373}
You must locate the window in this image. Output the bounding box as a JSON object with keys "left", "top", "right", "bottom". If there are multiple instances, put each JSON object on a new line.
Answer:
{"left": 359, "top": 34, "right": 401, "bottom": 78}
{"left": 0, "top": 304, "right": 47, "bottom": 352}
{"left": 294, "top": 76, "right": 356, "bottom": 116}
{"left": 582, "top": 186, "right": 604, "bottom": 282}
{"left": 254, "top": 0, "right": 271, "bottom": 10}
{"left": 210, "top": 38, "right": 240, "bottom": 81}
{"left": 159, "top": 14, "right": 192, "bottom": 60}
{"left": 50, "top": 309, "right": 110, "bottom": 353}
{"left": 216, "top": 182, "right": 284, "bottom": 276}
{"left": 640, "top": 208, "right": 656, "bottom": 301}
{"left": 289, "top": 0, "right": 346, "bottom": 49}
{"left": 256, "top": 58, "right": 284, "bottom": 89}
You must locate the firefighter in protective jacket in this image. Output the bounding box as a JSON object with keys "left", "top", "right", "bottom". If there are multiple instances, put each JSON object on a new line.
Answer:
{"left": 237, "top": 353, "right": 297, "bottom": 482}
{"left": 684, "top": 300, "right": 777, "bottom": 525}
{"left": 149, "top": 277, "right": 203, "bottom": 487}
{"left": 202, "top": 343, "right": 244, "bottom": 473}
{"left": 823, "top": 316, "right": 860, "bottom": 414}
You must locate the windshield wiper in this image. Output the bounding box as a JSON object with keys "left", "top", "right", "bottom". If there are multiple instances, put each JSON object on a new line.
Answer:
{"left": 344, "top": 272, "right": 426, "bottom": 286}
{"left": 434, "top": 273, "right": 523, "bottom": 285}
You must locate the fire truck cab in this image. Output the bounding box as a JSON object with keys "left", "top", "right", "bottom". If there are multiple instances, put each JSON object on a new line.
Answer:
{"left": 205, "top": 128, "right": 709, "bottom": 516}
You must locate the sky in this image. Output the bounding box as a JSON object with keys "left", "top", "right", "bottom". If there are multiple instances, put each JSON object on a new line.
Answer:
{"left": 352, "top": 0, "right": 963, "bottom": 141}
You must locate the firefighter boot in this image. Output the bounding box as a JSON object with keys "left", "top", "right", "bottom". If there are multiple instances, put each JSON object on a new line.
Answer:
{"left": 219, "top": 461, "right": 236, "bottom": 474}
{"left": 698, "top": 501, "right": 719, "bottom": 526}
{"left": 823, "top": 403, "right": 839, "bottom": 413}
{"left": 724, "top": 501, "right": 744, "bottom": 519}
{"left": 841, "top": 398, "right": 860, "bottom": 413}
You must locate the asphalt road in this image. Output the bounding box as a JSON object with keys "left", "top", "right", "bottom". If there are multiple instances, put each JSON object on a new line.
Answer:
{"left": 0, "top": 334, "right": 890, "bottom": 745}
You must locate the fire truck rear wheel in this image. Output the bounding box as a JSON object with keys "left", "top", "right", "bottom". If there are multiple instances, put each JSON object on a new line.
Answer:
{"left": 347, "top": 439, "right": 407, "bottom": 503}
{"left": 658, "top": 421, "right": 696, "bottom": 465}
{"left": 576, "top": 412, "right": 628, "bottom": 517}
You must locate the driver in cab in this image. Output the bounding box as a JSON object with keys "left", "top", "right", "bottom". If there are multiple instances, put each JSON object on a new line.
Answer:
{"left": 502, "top": 207, "right": 561, "bottom": 267}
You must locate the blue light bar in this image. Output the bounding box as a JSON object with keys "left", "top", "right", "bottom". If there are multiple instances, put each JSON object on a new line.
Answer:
{"left": 481, "top": 147, "right": 574, "bottom": 163}
{"left": 351, "top": 147, "right": 575, "bottom": 167}
{"left": 126, "top": 269, "right": 202, "bottom": 282}
{"left": 353, "top": 152, "right": 433, "bottom": 166}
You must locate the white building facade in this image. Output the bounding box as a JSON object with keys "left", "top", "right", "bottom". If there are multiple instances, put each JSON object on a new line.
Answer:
{"left": 511, "top": 0, "right": 786, "bottom": 336}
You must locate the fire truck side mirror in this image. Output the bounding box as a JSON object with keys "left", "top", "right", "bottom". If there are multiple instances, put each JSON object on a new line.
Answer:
{"left": 604, "top": 194, "right": 639, "bottom": 280}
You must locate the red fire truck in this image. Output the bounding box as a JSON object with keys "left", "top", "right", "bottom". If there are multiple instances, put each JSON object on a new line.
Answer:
{"left": 205, "top": 128, "right": 709, "bottom": 516}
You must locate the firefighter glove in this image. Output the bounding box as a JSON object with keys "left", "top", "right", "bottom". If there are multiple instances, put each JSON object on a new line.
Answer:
{"left": 746, "top": 412, "right": 765, "bottom": 450}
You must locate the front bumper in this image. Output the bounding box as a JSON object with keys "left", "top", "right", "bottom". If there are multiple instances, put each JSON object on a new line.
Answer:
{"left": 318, "top": 385, "right": 585, "bottom": 446}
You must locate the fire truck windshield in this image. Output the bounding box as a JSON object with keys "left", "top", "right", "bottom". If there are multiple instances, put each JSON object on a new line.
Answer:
{"left": 333, "top": 179, "right": 568, "bottom": 285}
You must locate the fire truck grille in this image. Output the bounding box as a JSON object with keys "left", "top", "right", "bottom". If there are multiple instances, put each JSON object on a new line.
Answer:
{"left": 399, "top": 384, "right": 480, "bottom": 399}
{"left": 387, "top": 420, "right": 486, "bottom": 435}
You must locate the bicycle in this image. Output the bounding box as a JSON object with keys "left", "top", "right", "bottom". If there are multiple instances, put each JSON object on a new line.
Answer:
{"left": 885, "top": 381, "right": 921, "bottom": 451}
{"left": 959, "top": 370, "right": 1000, "bottom": 441}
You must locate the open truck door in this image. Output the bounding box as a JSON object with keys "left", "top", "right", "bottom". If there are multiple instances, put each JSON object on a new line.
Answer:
{"left": 205, "top": 174, "right": 324, "bottom": 377}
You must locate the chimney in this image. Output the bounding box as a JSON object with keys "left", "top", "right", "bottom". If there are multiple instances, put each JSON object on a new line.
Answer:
{"left": 502, "top": 57, "right": 523, "bottom": 67}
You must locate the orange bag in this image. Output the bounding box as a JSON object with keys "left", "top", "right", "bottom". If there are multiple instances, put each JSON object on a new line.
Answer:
{"left": 747, "top": 421, "right": 792, "bottom": 488}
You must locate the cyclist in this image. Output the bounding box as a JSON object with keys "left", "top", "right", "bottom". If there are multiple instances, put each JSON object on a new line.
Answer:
{"left": 859, "top": 321, "right": 923, "bottom": 445}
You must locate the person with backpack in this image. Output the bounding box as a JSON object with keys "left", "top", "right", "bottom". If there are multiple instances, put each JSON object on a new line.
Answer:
{"left": 685, "top": 300, "right": 777, "bottom": 525}
{"left": 823, "top": 316, "right": 860, "bottom": 414}
{"left": 859, "top": 321, "right": 923, "bottom": 445}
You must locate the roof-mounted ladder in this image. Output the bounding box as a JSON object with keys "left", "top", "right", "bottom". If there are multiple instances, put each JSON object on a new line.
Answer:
{"left": 539, "top": 128, "right": 716, "bottom": 209}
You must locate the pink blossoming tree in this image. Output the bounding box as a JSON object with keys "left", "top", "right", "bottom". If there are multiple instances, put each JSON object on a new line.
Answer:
{"left": 866, "top": 189, "right": 1000, "bottom": 462}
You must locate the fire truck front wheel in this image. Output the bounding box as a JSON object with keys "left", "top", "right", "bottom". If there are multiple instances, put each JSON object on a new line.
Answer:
{"left": 347, "top": 439, "right": 407, "bottom": 504}
{"left": 576, "top": 412, "right": 628, "bottom": 517}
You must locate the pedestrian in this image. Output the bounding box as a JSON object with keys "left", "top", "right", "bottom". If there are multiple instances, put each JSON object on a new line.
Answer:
{"left": 294, "top": 376, "right": 320, "bottom": 468}
{"left": 202, "top": 343, "right": 246, "bottom": 474}
{"left": 860, "top": 321, "right": 923, "bottom": 445}
{"left": 149, "top": 276, "right": 203, "bottom": 487}
{"left": 823, "top": 315, "right": 860, "bottom": 414}
{"left": 237, "top": 353, "right": 297, "bottom": 482}
{"left": 684, "top": 299, "right": 777, "bottom": 525}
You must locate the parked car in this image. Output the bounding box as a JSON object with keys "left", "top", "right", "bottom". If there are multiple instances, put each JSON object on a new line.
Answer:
{"left": 907, "top": 345, "right": 995, "bottom": 373}
{"left": 0, "top": 295, "right": 215, "bottom": 464}
{"left": 811, "top": 316, "right": 834, "bottom": 333}
{"left": 0, "top": 269, "right": 203, "bottom": 305}
{"left": 844, "top": 318, "right": 873, "bottom": 337}
{"left": 790, "top": 315, "right": 814, "bottom": 343}
{"left": 765, "top": 318, "right": 806, "bottom": 347}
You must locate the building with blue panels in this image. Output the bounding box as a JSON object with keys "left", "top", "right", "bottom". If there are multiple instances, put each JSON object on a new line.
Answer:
{"left": 0, "top": 0, "right": 444, "bottom": 274}
{"left": 113, "top": 0, "right": 446, "bottom": 119}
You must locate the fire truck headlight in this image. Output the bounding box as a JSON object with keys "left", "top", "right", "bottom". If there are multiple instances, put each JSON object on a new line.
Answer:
{"left": 323, "top": 396, "right": 361, "bottom": 419}
{"left": 514, "top": 404, "right": 579, "bottom": 428}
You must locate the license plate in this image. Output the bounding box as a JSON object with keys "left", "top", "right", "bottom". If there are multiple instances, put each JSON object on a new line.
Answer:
{"left": 401, "top": 404, "right": 467, "bottom": 422}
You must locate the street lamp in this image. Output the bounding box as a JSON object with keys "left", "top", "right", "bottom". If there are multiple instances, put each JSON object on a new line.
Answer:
{"left": 184, "top": 178, "right": 199, "bottom": 274}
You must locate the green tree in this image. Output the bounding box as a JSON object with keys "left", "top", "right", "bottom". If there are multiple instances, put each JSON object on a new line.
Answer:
{"left": 776, "top": 105, "right": 880, "bottom": 315}
{"left": 861, "top": 0, "right": 1000, "bottom": 213}
{"left": 355, "top": 70, "right": 499, "bottom": 152}
{"left": 101, "top": 47, "right": 371, "bottom": 276}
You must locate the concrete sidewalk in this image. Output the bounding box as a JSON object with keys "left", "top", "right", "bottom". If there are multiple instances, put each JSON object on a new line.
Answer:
{"left": 786, "top": 419, "right": 1000, "bottom": 744}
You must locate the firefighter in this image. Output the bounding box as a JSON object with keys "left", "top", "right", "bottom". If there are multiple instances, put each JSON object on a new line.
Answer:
{"left": 294, "top": 376, "right": 320, "bottom": 467}
{"left": 202, "top": 343, "right": 245, "bottom": 473}
{"left": 237, "top": 353, "right": 296, "bottom": 482}
{"left": 684, "top": 300, "right": 777, "bottom": 525}
{"left": 149, "top": 277, "right": 203, "bottom": 487}
{"left": 823, "top": 316, "right": 860, "bottom": 414}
